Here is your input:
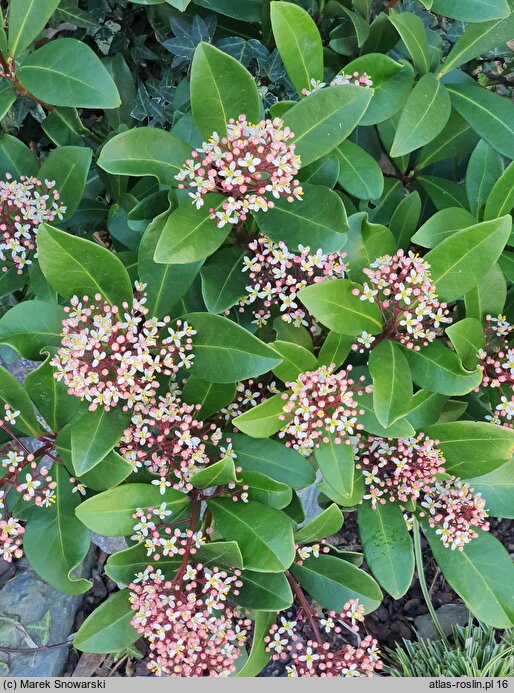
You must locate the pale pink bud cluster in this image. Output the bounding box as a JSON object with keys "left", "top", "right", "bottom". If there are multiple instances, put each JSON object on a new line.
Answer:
{"left": 420, "top": 478, "right": 489, "bottom": 551}
{"left": 357, "top": 435, "right": 447, "bottom": 508}
{"left": 51, "top": 283, "right": 196, "bottom": 412}
{"left": 266, "top": 600, "right": 381, "bottom": 677}
{"left": 478, "top": 314, "right": 513, "bottom": 389}
{"left": 0, "top": 174, "right": 66, "bottom": 273}
{"left": 302, "top": 72, "right": 373, "bottom": 96}
{"left": 119, "top": 389, "right": 248, "bottom": 497}
{"left": 296, "top": 540, "right": 330, "bottom": 565}
{"left": 129, "top": 565, "right": 250, "bottom": 677}
{"left": 352, "top": 250, "right": 451, "bottom": 351}
{"left": 236, "top": 235, "right": 347, "bottom": 329}
{"left": 278, "top": 364, "right": 369, "bottom": 456}
{"left": 175, "top": 115, "right": 303, "bottom": 228}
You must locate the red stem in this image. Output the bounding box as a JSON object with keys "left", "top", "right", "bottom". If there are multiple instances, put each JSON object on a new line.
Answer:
{"left": 285, "top": 571, "right": 323, "bottom": 645}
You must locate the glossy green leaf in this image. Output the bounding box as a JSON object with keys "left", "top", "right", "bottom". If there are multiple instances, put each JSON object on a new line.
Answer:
{"left": 271, "top": 340, "right": 318, "bottom": 383}
{"left": 405, "top": 341, "right": 482, "bottom": 396}
{"left": 317, "top": 331, "right": 353, "bottom": 369}
{"left": 357, "top": 390, "right": 416, "bottom": 438}
{"left": 233, "top": 393, "right": 285, "bottom": 438}
{"left": 430, "top": 0, "right": 509, "bottom": 22}
{"left": 70, "top": 408, "right": 129, "bottom": 476}
{"left": 138, "top": 211, "right": 203, "bottom": 318}
{"left": 405, "top": 390, "right": 448, "bottom": 430}
{"left": 418, "top": 176, "right": 469, "bottom": 211}
{"left": 154, "top": 195, "right": 231, "bottom": 264}
{"left": 315, "top": 436, "right": 354, "bottom": 498}
{"left": 388, "top": 12, "right": 431, "bottom": 75}
{"left": 283, "top": 85, "right": 373, "bottom": 167}
{"left": 242, "top": 471, "right": 292, "bottom": 509}
{"left": 465, "top": 263, "right": 507, "bottom": 321}
{"left": 8, "top": 0, "right": 61, "bottom": 57}
{"left": 345, "top": 214, "right": 396, "bottom": 283}
{"left": 466, "top": 140, "right": 504, "bottom": 215}
{"left": 291, "top": 554, "right": 382, "bottom": 613}
{"left": 180, "top": 312, "right": 281, "bottom": 383}
{"left": 425, "top": 527, "right": 514, "bottom": 628}
{"left": 74, "top": 589, "right": 139, "bottom": 653}
{"left": 468, "top": 458, "right": 514, "bottom": 519}
{"left": 25, "top": 354, "right": 83, "bottom": 433}
{"left": 231, "top": 434, "right": 315, "bottom": 489}
{"left": 254, "top": 183, "right": 347, "bottom": 254}
{"left": 295, "top": 504, "right": 343, "bottom": 544}
{"left": 358, "top": 501, "right": 414, "bottom": 599}
{"left": 0, "top": 132, "right": 39, "bottom": 178}
{"left": 98, "top": 128, "right": 191, "bottom": 185}
{"left": 0, "top": 300, "right": 65, "bottom": 360}
{"left": 79, "top": 451, "right": 133, "bottom": 493}
{"left": 425, "top": 216, "right": 511, "bottom": 302}
{"left": 439, "top": 11, "right": 514, "bottom": 76}
{"left": 23, "top": 465, "right": 91, "bottom": 595}
{"left": 76, "top": 484, "right": 190, "bottom": 536}
{"left": 389, "top": 191, "right": 422, "bottom": 250}
{"left": 484, "top": 159, "right": 514, "bottom": 220}
{"left": 208, "top": 498, "right": 295, "bottom": 572}
{"left": 17, "top": 39, "right": 120, "bottom": 109}
{"left": 411, "top": 207, "right": 477, "bottom": 249}
{"left": 334, "top": 140, "right": 383, "bottom": 200}
{"left": 299, "top": 279, "right": 383, "bottom": 335}
{"left": 200, "top": 246, "right": 247, "bottom": 313}
{"left": 233, "top": 570, "right": 293, "bottom": 611}
{"left": 38, "top": 146, "right": 92, "bottom": 218}
{"left": 416, "top": 111, "right": 479, "bottom": 169}
{"left": 190, "top": 457, "right": 237, "bottom": 489}
{"left": 37, "top": 224, "right": 133, "bottom": 306}
{"left": 105, "top": 543, "right": 180, "bottom": 586}
{"left": 369, "top": 338, "right": 413, "bottom": 427}
{"left": 446, "top": 318, "right": 485, "bottom": 370}
{"left": 0, "top": 365, "right": 41, "bottom": 437}
{"left": 182, "top": 379, "right": 236, "bottom": 420}
{"left": 190, "top": 42, "right": 260, "bottom": 138}
{"left": 270, "top": 1, "right": 323, "bottom": 95}
{"left": 448, "top": 84, "right": 514, "bottom": 160}
{"left": 424, "top": 421, "right": 514, "bottom": 478}
{"left": 235, "top": 612, "right": 275, "bottom": 678}
{"left": 391, "top": 75, "right": 451, "bottom": 157}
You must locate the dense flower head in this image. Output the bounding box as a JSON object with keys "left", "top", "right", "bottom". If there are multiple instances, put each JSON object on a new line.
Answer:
{"left": 352, "top": 250, "right": 451, "bottom": 351}
{"left": 129, "top": 564, "right": 250, "bottom": 676}
{"left": 235, "top": 234, "right": 347, "bottom": 329}
{"left": 279, "top": 364, "right": 369, "bottom": 456}
{"left": 51, "top": 282, "right": 196, "bottom": 412}
{"left": 175, "top": 115, "right": 303, "bottom": 228}
{"left": 302, "top": 71, "right": 373, "bottom": 96}
{"left": 420, "top": 478, "right": 489, "bottom": 551}
{"left": 478, "top": 314, "right": 513, "bottom": 389}
{"left": 0, "top": 405, "right": 57, "bottom": 562}
{"left": 356, "top": 434, "right": 447, "bottom": 508}
{"left": 119, "top": 388, "right": 245, "bottom": 496}
{"left": 265, "top": 599, "right": 381, "bottom": 678}
{"left": 0, "top": 174, "right": 66, "bottom": 273}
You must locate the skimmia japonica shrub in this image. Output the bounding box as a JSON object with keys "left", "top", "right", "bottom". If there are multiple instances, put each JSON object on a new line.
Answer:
{"left": 0, "top": 0, "right": 513, "bottom": 678}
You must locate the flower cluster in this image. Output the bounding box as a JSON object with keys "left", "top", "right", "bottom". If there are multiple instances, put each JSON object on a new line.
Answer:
{"left": 353, "top": 250, "right": 451, "bottom": 351}
{"left": 129, "top": 564, "right": 250, "bottom": 676}
{"left": 119, "top": 388, "right": 247, "bottom": 496}
{"left": 266, "top": 599, "right": 381, "bottom": 678}
{"left": 221, "top": 379, "right": 278, "bottom": 422}
{"left": 356, "top": 435, "right": 489, "bottom": 550}
{"left": 130, "top": 505, "right": 207, "bottom": 560}
{"left": 51, "top": 283, "right": 195, "bottom": 412}
{"left": 279, "top": 364, "right": 369, "bottom": 456}
{"left": 302, "top": 71, "right": 373, "bottom": 96}
{"left": 0, "top": 406, "right": 57, "bottom": 562}
{"left": 0, "top": 175, "right": 66, "bottom": 273}
{"left": 175, "top": 115, "right": 303, "bottom": 228}
{"left": 296, "top": 540, "right": 330, "bottom": 564}
{"left": 420, "top": 478, "right": 489, "bottom": 551}
{"left": 236, "top": 235, "right": 347, "bottom": 329}
{"left": 477, "top": 315, "right": 514, "bottom": 427}
{"left": 356, "top": 435, "right": 447, "bottom": 508}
